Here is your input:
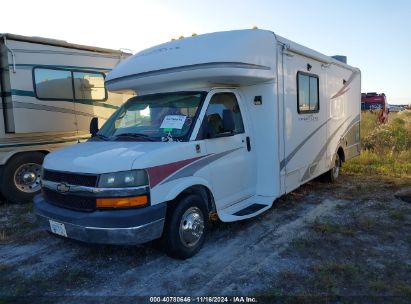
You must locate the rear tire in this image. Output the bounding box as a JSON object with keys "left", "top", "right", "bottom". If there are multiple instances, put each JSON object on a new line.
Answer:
{"left": 326, "top": 153, "right": 341, "bottom": 183}
{"left": 162, "top": 194, "right": 208, "bottom": 259}
{"left": 1, "top": 152, "right": 44, "bottom": 203}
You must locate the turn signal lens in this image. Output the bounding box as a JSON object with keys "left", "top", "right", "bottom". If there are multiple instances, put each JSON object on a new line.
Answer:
{"left": 96, "top": 196, "right": 148, "bottom": 208}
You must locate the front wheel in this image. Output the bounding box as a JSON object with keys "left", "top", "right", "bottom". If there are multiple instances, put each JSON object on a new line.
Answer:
{"left": 162, "top": 194, "right": 208, "bottom": 259}
{"left": 1, "top": 152, "right": 44, "bottom": 203}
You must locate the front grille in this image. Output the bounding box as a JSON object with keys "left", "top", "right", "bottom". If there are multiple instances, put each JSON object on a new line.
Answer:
{"left": 43, "top": 188, "right": 96, "bottom": 212}
{"left": 43, "top": 170, "right": 98, "bottom": 187}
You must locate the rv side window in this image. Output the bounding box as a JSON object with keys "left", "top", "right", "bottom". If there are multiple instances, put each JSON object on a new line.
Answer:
{"left": 205, "top": 93, "right": 245, "bottom": 135}
{"left": 34, "top": 68, "right": 107, "bottom": 102}
{"left": 297, "top": 72, "right": 319, "bottom": 113}
{"left": 73, "top": 72, "right": 107, "bottom": 101}
{"left": 34, "top": 68, "right": 73, "bottom": 100}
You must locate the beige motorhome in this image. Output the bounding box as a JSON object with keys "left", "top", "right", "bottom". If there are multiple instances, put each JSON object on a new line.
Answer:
{"left": 0, "top": 34, "right": 133, "bottom": 203}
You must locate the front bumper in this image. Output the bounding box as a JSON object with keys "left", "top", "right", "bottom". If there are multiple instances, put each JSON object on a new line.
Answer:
{"left": 33, "top": 194, "right": 166, "bottom": 245}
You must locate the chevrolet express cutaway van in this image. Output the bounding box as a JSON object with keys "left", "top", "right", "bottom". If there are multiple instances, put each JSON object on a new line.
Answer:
{"left": 34, "top": 29, "right": 361, "bottom": 259}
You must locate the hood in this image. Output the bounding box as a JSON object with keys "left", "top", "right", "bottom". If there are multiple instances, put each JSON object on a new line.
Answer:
{"left": 43, "top": 141, "right": 191, "bottom": 174}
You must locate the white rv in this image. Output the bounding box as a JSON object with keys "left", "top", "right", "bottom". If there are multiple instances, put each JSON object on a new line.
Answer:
{"left": 0, "top": 34, "right": 132, "bottom": 203}
{"left": 34, "top": 29, "right": 361, "bottom": 259}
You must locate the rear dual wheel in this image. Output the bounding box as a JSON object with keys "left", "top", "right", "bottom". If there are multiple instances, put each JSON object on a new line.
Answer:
{"left": 326, "top": 153, "right": 341, "bottom": 183}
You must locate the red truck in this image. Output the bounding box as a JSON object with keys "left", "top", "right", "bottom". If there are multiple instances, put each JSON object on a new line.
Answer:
{"left": 361, "top": 92, "right": 388, "bottom": 123}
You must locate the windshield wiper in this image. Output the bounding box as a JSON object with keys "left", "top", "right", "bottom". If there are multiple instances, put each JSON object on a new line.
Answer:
{"left": 89, "top": 134, "right": 109, "bottom": 141}
{"left": 112, "top": 133, "right": 158, "bottom": 141}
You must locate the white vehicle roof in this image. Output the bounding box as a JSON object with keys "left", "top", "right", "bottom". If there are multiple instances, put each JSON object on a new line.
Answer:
{"left": 106, "top": 29, "right": 359, "bottom": 93}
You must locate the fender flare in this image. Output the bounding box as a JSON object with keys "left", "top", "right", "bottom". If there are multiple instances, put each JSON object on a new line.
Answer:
{"left": 164, "top": 177, "right": 214, "bottom": 202}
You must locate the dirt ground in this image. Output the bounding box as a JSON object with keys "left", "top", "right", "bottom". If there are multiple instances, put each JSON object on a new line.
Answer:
{"left": 1, "top": 174, "right": 411, "bottom": 303}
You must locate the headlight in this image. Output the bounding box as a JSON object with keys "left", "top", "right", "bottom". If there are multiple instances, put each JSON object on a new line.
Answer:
{"left": 98, "top": 170, "right": 148, "bottom": 188}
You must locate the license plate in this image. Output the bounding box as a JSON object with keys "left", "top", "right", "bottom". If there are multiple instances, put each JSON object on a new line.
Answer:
{"left": 49, "top": 220, "right": 67, "bottom": 237}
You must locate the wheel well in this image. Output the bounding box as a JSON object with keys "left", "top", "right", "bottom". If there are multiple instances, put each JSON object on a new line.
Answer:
{"left": 5, "top": 150, "right": 49, "bottom": 165}
{"left": 168, "top": 185, "right": 216, "bottom": 214}
{"left": 337, "top": 147, "right": 345, "bottom": 163}
{"left": 38, "top": 150, "right": 50, "bottom": 156}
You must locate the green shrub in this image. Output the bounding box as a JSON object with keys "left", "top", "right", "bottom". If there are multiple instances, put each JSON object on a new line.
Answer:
{"left": 362, "top": 112, "right": 410, "bottom": 154}
{"left": 344, "top": 111, "right": 411, "bottom": 177}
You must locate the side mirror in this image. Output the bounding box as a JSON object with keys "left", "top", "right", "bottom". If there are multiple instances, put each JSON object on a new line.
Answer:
{"left": 222, "top": 110, "right": 235, "bottom": 132}
{"left": 90, "top": 117, "right": 99, "bottom": 137}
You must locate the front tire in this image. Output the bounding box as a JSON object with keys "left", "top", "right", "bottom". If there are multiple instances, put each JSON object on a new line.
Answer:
{"left": 162, "top": 194, "right": 208, "bottom": 259}
{"left": 1, "top": 152, "right": 44, "bottom": 203}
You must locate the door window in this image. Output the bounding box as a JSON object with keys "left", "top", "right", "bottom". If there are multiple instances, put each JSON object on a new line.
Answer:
{"left": 204, "top": 93, "right": 245, "bottom": 136}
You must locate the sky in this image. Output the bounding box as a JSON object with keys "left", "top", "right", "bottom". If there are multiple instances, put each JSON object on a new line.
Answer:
{"left": 1, "top": 0, "right": 410, "bottom": 104}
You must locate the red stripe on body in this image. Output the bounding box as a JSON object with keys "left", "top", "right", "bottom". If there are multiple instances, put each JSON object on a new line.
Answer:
{"left": 146, "top": 155, "right": 205, "bottom": 188}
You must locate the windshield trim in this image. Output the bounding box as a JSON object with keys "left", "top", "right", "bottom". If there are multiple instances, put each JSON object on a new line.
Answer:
{"left": 94, "top": 91, "right": 207, "bottom": 142}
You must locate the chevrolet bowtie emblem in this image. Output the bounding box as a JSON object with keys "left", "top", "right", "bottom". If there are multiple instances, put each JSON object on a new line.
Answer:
{"left": 56, "top": 183, "right": 70, "bottom": 193}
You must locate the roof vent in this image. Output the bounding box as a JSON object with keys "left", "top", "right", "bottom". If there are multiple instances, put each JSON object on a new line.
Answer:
{"left": 332, "top": 55, "right": 347, "bottom": 64}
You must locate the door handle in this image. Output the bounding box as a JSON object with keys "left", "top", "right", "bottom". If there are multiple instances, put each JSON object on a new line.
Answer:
{"left": 246, "top": 136, "right": 251, "bottom": 151}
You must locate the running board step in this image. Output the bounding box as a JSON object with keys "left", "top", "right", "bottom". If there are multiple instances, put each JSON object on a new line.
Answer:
{"left": 218, "top": 196, "right": 274, "bottom": 222}
{"left": 234, "top": 203, "right": 267, "bottom": 216}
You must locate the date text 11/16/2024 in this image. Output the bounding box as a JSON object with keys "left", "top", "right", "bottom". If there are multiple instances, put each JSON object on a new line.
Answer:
{"left": 149, "top": 296, "right": 258, "bottom": 303}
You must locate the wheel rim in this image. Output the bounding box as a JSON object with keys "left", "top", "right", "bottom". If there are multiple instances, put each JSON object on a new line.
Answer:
{"left": 14, "top": 163, "right": 42, "bottom": 193}
{"left": 179, "top": 206, "right": 205, "bottom": 248}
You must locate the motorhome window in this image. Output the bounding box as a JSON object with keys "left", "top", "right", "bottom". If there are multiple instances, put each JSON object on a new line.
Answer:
{"left": 205, "top": 93, "right": 245, "bottom": 135}
{"left": 297, "top": 72, "right": 319, "bottom": 113}
{"left": 34, "top": 68, "right": 73, "bottom": 100}
{"left": 96, "top": 91, "right": 206, "bottom": 141}
{"left": 73, "top": 72, "right": 107, "bottom": 101}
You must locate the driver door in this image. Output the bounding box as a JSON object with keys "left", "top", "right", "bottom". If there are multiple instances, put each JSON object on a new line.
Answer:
{"left": 199, "top": 90, "right": 255, "bottom": 210}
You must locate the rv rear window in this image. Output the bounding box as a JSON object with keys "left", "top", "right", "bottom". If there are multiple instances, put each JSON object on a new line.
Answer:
{"left": 297, "top": 72, "right": 319, "bottom": 113}
{"left": 33, "top": 68, "right": 107, "bottom": 102}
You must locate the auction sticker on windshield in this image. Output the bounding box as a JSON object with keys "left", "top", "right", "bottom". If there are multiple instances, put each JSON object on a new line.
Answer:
{"left": 49, "top": 220, "right": 67, "bottom": 237}
{"left": 160, "top": 115, "right": 186, "bottom": 130}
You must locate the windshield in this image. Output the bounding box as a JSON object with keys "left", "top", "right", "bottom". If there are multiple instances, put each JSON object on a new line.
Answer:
{"left": 95, "top": 91, "right": 206, "bottom": 141}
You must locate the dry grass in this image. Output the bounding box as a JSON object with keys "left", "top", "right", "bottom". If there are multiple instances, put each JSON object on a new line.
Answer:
{"left": 310, "top": 219, "right": 356, "bottom": 236}
{"left": 273, "top": 202, "right": 411, "bottom": 299}
{"left": 1, "top": 264, "right": 95, "bottom": 297}
{"left": 0, "top": 201, "right": 39, "bottom": 244}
